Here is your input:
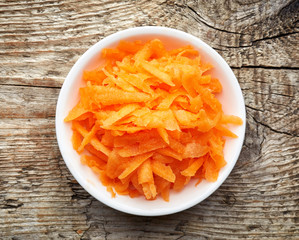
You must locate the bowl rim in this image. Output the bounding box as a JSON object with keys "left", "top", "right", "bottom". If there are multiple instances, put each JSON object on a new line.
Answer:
{"left": 56, "top": 26, "right": 246, "bottom": 216}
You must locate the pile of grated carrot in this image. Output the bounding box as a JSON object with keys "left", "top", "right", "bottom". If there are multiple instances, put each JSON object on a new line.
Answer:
{"left": 64, "top": 39, "right": 243, "bottom": 201}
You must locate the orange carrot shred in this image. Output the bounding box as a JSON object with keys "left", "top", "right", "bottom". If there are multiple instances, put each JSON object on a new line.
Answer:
{"left": 152, "top": 153, "right": 175, "bottom": 164}
{"left": 81, "top": 155, "right": 106, "bottom": 171}
{"left": 157, "top": 128, "right": 169, "bottom": 144}
{"left": 173, "top": 173, "right": 187, "bottom": 191}
{"left": 131, "top": 172, "right": 143, "bottom": 194}
{"left": 85, "top": 145, "right": 108, "bottom": 162}
{"left": 71, "top": 130, "right": 82, "bottom": 152}
{"left": 64, "top": 101, "right": 88, "bottom": 122}
{"left": 118, "top": 152, "right": 153, "bottom": 179}
{"left": 138, "top": 159, "right": 154, "bottom": 184}
{"left": 161, "top": 183, "right": 170, "bottom": 202}
{"left": 72, "top": 121, "right": 111, "bottom": 156}
{"left": 78, "top": 122, "right": 99, "bottom": 152}
{"left": 151, "top": 159, "right": 176, "bottom": 183}
{"left": 106, "top": 186, "right": 116, "bottom": 198}
{"left": 156, "top": 148, "right": 183, "bottom": 161}
{"left": 117, "top": 40, "right": 143, "bottom": 54}
{"left": 181, "top": 157, "right": 205, "bottom": 177}
{"left": 221, "top": 115, "right": 243, "bottom": 125}
{"left": 204, "top": 157, "right": 219, "bottom": 182}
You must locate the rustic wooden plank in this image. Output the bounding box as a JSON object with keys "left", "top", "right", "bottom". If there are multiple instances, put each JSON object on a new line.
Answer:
{"left": 0, "top": 85, "right": 59, "bottom": 118}
{"left": 0, "top": 0, "right": 298, "bottom": 239}
{"left": 0, "top": 119, "right": 90, "bottom": 239}
{"left": 234, "top": 68, "right": 299, "bottom": 136}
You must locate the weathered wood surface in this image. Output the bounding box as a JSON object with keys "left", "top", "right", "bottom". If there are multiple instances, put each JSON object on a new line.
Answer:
{"left": 0, "top": 0, "right": 298, "bottom": 239}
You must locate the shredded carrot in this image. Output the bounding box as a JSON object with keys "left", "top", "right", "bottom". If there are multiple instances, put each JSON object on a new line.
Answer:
{"left": 64, "top": 39, "right": 243, "bottom": 201}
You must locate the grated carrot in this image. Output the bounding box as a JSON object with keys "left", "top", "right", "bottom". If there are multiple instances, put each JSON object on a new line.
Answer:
{"left": 64, "top": 39, "right": 243, "bottom": 201}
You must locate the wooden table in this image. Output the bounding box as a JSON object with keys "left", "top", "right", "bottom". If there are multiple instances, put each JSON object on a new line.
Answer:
{"left": 1, "top": 0, "right": 298, "bottom": 239}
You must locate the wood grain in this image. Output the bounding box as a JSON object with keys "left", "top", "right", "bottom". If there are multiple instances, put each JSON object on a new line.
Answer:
{"left": 0, "top": 0, "right": 298, "bottom": 239}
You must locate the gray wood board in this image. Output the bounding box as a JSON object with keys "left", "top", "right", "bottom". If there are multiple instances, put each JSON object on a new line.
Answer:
{"left": 0, "top": 0, "right": 298, "bottom": 239}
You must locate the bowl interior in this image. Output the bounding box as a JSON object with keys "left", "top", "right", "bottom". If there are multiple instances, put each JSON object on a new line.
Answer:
{"left": 56, "top": 27, "right": 246, "bottom": 216}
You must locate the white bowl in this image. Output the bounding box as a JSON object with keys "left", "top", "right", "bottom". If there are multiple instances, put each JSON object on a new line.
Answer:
{"left": 56, "top": 26, "right": 246, "bottom": 216}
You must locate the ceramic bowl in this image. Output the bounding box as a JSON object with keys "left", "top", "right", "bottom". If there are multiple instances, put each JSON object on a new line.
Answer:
{"left": 56, "top": 26, "right": 246, "bottom": 216}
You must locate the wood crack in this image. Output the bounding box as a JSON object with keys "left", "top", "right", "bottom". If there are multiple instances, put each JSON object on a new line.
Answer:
{"left": 231, "top": 66, "right": 299, "bottom": 70}
{"left": 218, "top": 32, "right": 298, "bottom": 49}
{"left": 0, "top": 83, "right": 61, "bottom": 89}
{"left": 245, "top": 105, "right": 264, "bottom": 113}
{"left": 182, "top": 1, "right": 298, "bottom": 50}
{"left": 217, "top": 44, "right": 251, "bottom": 49}
{"left": 251, "top": 31, "right": 299, "bottom": 44}
{"left": 252, "top": 116, "right": 298, "bottom": 137}
{"left": 80, "top": 223, "right": 92, "bottom": 240}
{"left": 3, "top": 199, "right": 24, "bottom": 209}
{"left": 186, "top": 5, "right": 244, "bottom": 35}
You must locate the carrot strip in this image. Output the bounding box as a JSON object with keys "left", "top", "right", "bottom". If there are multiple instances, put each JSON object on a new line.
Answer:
{"left": 134, "top": 43, "right": 152, "bottom": 64}
{"left": 131, "top": 172, "right": 143, "bottom": 194}
{"left": 106, "top": 186, "right": 116, "bottom": 198}
{"left": 151, "top": 159, "right": 176, "bottom": 183}
{"left": 161, "top": 183, "right": 170, "bottom": 202}
{"left": 80, "top": 85, "right": 150, "bottom": 106}
{"left": 83, "top": 69, "right": 106, "bottom": 84}
{"left": 156, "top": 148, "right": 183, "bottom": 161}
{"left": 181, "top": 157, "right": 205, "bottom": 177}
{"left": 221, "top": 115, "right": 243, "bottom": 125}
{"left": 117, "top": 40, "right": 143, "bottom": 54}
{"left": 215, "top": 125, "right": 238, "bottom": 138}
{"left": 152, "top": 153, "right": 175, "bottom": 164}
{"left": 85, "top": 145, "right": 108, "bottom": 162}
{"left": 173, "top": 173, "right": 187, "bottom": 191}
{"left": 80, "top": 155, "right": 106, "bottom": 170}
{"left": 71, "top": 130, "right": 82, "bottom": 151}
{"left": 204, "top": 157, "right": 219, "bottom": 182}
{"left": 141, "top": 61, "right": 175, "bottom": 86}
{"left": 142, "top": 182, "right": 157, "bottom": 200}
{"left": 118, "top": 152, "right": 153, "bottom": 179}
{"left": 106, "top": 150, "right": 129, "bottom": 179}
{"left": 78, "top": 122, "right": 99, "bottom": 152}
{"left": 102, "top": 103, "right": 139, "bottom": 127}
{"left": 138, "top": 159, "right": 154, "bottom": 184}
{"left": 64, "top": 101, "right": 87, "bottom": 122}
{"left": 157, "top": 128, "right": 169, "bottom": 144}
{"left": 72, "top": 121, "right": 111, "bottom": 156}
{"left": 117, "top": 137, "right": 167, "bottom": 157}
{"left": 183, "top": 142, "right": 209, "bottom": 158}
